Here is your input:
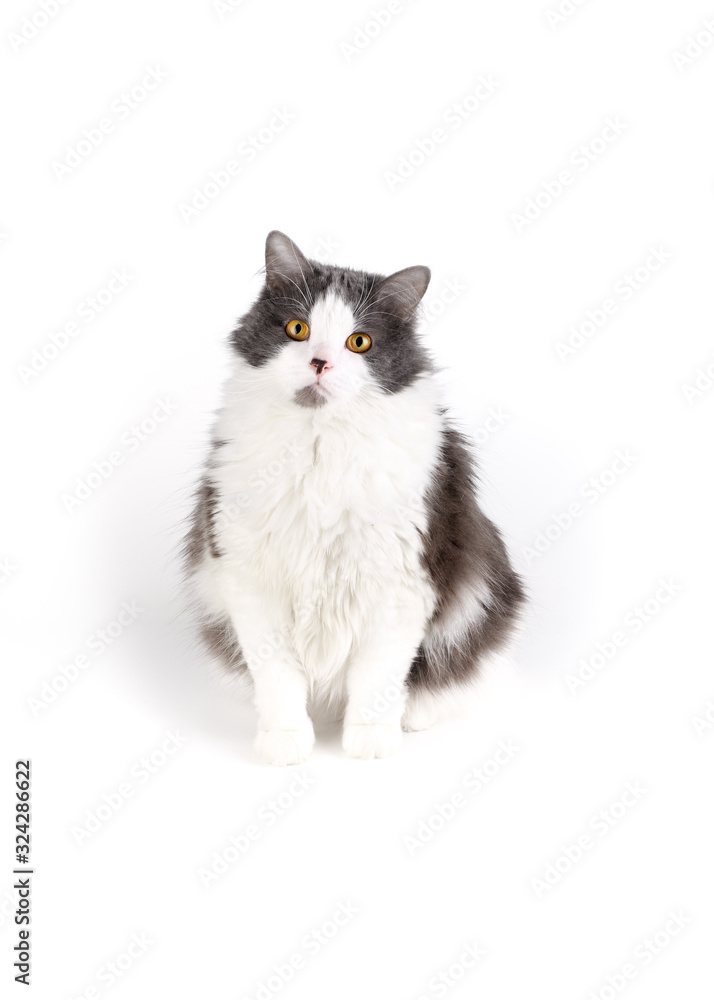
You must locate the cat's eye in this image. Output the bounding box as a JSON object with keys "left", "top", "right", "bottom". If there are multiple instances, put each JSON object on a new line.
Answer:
{"left": 346, "top": 333, "right": 372, "bottom": 353}
{"left": 286, "top": 319, "right": 309, "bottom": 341}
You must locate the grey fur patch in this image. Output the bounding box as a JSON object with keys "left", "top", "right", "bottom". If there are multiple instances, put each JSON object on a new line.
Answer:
{"left": 183, "top": 474, "right": 223, "bottom": 567}
{"left": 409, "top": 426, "right": 525, "bottom": 692}
{"left": 199, "top": 614, "right": 247, "bottom": 675}
{"left": 183, "top": 445, "right": 248, "bottom": 675}
{"left": 294, "top": 385, "right": 327, "bottom": 408}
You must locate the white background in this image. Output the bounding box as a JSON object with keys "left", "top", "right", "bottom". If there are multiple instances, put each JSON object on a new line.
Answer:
{"left": 2, "top": 0, "right": 713, "bottom": 997}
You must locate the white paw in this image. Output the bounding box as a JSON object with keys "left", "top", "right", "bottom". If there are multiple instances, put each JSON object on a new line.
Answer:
{"left": 342, "top": 723, "right": 402, "bottom": 760}
{"left": 255, "top": 724, "right": 314, "bottom": 766}
{"left": 401, "top": 702, "right": 438, "bottom": 732}
{"left": 402, "top": 688, "right": 451, "bottom": 732}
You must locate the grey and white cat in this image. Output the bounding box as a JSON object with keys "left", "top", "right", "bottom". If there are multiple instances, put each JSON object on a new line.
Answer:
{"left": 185, "top": 231, "right": 524, "bottom": 764}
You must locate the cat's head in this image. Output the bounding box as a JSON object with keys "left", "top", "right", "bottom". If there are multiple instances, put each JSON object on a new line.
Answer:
{"left": 230, "top": 231, "right": 433, "bottom": 408}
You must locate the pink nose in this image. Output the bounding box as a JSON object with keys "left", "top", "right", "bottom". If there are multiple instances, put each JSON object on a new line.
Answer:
{"left": 310, "top": 357, "right": 331, "bottom": 375}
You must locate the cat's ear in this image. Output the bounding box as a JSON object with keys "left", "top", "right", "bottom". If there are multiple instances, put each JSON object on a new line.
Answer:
{"left": 265, "top": 231, "right": 312, "bottom": 293}
{"left": 373, "top": 265, "right": 431, "bottom": 320}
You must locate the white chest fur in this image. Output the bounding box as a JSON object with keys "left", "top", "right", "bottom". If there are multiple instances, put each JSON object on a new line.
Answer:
{"left": 201, "top": 367, "right": 443, "bottom": 681}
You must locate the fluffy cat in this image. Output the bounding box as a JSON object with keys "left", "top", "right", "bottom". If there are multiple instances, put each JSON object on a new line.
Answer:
{"left": 185, "top": 231, "right": 524, "bottom": 764}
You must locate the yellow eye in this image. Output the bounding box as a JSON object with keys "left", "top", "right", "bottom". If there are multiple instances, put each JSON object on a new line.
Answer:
{"left": 286, "top": 319, "right": 309, "bottom": 341}
{"left": 346, "top": 332, "right": 372, "bottom": 353}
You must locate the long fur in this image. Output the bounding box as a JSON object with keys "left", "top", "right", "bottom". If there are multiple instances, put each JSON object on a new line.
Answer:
{"left": 184, "top": 232, "right": 524, "bottom": 763}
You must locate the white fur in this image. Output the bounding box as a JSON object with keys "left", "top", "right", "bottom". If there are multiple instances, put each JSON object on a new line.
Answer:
{"left": 191, "top": 292, "right": 462, "bottom": 763}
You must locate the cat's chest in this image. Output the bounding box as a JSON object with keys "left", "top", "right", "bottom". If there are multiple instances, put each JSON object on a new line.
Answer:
{"left": 216, "top": 393, "right": 441, "bottom": 564}
{"left": 225, "top": 425, "right": 426, "bottom": 536}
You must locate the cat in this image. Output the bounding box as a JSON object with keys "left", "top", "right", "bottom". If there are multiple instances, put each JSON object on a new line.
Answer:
{"left": 184, "top": 231, "right": 524, "bottom": 764}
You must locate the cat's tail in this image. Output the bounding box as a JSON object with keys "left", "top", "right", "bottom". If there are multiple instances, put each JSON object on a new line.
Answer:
{"left": 402, "top": 646, "right": 518, "bottom": 731}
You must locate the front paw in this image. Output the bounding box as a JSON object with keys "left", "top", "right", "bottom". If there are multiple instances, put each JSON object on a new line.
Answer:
{"left": 255, "top": 724, "right": 315, "bottom": 766}
{"left": 342, "top": 723, "right": 402, "bottom": 760}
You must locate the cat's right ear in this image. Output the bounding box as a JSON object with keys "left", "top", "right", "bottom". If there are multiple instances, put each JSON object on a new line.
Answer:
{"left": 265, "top": 231, "right": 312, "bottom": 293}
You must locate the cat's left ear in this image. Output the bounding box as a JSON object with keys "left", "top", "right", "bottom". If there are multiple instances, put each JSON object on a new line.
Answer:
{"left": 265, "top": 230, "right": 313, "bottom": 293}
{"left": 374, "top": 265, "right": 431, "bottom": 320}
